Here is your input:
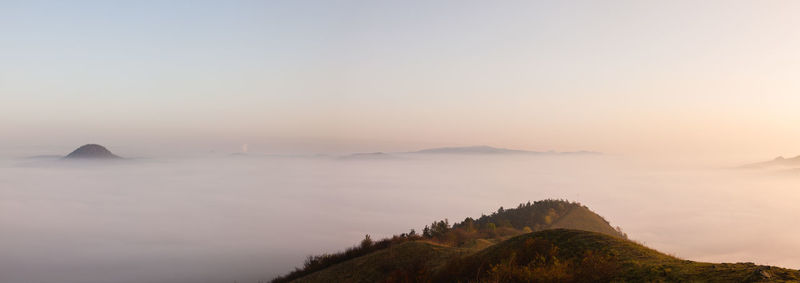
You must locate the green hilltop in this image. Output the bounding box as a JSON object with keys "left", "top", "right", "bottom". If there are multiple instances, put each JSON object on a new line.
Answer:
{"left": 272, "top": 199, "right": 799, "bottom": 283}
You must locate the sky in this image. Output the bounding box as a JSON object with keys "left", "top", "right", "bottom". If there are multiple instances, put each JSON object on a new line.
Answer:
{"left": 3, "top": 0, "right": 800, "bottom": 160}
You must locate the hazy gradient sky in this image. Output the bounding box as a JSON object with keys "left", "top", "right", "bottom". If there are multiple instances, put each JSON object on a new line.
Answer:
{"left": 3, "top": 0, "right": 800, "bottom": 159}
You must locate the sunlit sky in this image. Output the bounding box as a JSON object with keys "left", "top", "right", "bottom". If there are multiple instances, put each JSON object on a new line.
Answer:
{"left": 3, "top": 1, "right": 800, "bottom": 159}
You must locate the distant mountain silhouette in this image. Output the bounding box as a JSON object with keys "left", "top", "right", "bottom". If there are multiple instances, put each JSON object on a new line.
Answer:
{"left": 339, "top": 152, "right": 396, "bottom": 160}
{"left": 412, "top": 145, "right": 528, "bottom": 154}
{"left": 409, "top": 145, "right": 600, "bottom": 155}
{"left": 64, "top": 144, "right": 121, "bottom": 159}
{"left": 741, "top": 155, "right": 800, "bottom": 169}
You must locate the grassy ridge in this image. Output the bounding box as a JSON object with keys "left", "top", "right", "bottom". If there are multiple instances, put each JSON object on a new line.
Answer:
{"left": 441, "top": 229, "right": 800, "bottom": 282}
{"left": 273, "top": 199, "right": 616, "bottom": 282}
{"left": 451, "top": 199, "right": 627, "bottom": 239}
{"left": 291, "top": 229, "right": 800, "bottom": 282}
{"left": 274, "top": 200, "right": 800, "bottom": 282}
{"left": 549, "top": 205, "right": 624, "bottom": 238}
{"left": 294, "top": 241, "right": 458, "bottom": 283}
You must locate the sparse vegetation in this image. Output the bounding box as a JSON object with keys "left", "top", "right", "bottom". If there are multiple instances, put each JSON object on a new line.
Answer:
{"left": 270, "top": 233, "right": 424, "bottom": 283}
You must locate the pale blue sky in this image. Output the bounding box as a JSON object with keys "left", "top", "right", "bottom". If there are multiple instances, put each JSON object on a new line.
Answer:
{"left": 3, "top": 1, "right": 800, "bottom": 158}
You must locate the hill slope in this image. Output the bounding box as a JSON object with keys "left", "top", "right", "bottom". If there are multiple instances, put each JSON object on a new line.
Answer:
{"left": 549, "top": 204, "right": 623, "bottom": 237}
{"left": 288, "top": 230, "right": 799, "bottom": 283}
{"left": 293, "top": 241, "right": 458, "bottom": 283}
{"left": 273, "top": 200, "right": 798, "bottom": 282}
{"left": 439, "top": 229, "right": 799, "bottom": 282}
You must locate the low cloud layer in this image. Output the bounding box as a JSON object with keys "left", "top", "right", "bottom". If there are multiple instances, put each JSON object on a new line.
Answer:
{"left": 1, "top": 154, "right": 798, "bottom": 282}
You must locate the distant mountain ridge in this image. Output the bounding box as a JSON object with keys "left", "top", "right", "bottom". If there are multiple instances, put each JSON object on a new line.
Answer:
{"left": 334, "top": 146, "right": 598, "bottom": 160}
{"left": 411, "top": 145, "right": 529, "bottom": 154}
{"left": 338, "top": 152, "right": 395, "bottom": 160}
{"left": 408, "top": 145, "right": 599, "bottom": 155}
{"left": 741, "top": 155, "right": 800, "bottom": 169}
{"left": 225, "top": 146, "right": 598, "bottom": 160}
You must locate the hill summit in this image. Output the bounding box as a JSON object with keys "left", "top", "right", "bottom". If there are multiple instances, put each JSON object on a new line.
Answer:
{"left": 64, "top": 144, "right": 121, "bottom": 159}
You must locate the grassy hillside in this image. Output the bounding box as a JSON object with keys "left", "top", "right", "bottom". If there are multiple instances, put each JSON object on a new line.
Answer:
{"left": 549, "top": 205, "right": 624, "bottom": 238}
{"left": 285, "top": 230, "right": 800, "bottom": 282}
{"left": 293, "top": 241, "right": 458, "bottom": 283}
{"left": 438, "top": 229, "right": 800, "bottom": 282}
{"left": 272, "top": 200, "right": 800, "bottom": 282}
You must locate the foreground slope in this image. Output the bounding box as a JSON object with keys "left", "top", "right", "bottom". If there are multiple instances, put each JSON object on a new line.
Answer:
{"left": 293, "top": 241, "right": 458, "bottom": 283}
{"left": 291, "top": 230, "right": 799, "bottom": 283}
{"left": 273, "top": 199, "right": 620, "bottom": 282}
{"left": 274, "top": 200, "right": 799, "bottom": 282}
{"left": 440, "top": 229, "right": 800, "bottom": 282}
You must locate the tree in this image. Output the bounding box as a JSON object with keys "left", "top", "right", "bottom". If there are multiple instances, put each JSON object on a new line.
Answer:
{"left": 429, "top": 219, "right": 450, "bottom": 240}
{"left": 463, "top": 217, "right": 475, "bottom": 232}
{"left": 487, "top": 222, "right": 497, "bottom": 237}
{"left": 360, "top": 234, "right": 373, "bottom": 249}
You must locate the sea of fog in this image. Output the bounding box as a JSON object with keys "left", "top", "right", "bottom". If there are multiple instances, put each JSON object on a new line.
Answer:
{"left": 1, "top": 153, "right": 799, "bottom": 283}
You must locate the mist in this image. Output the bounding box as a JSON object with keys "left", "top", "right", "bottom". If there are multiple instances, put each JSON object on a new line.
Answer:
{"left": 1, "top": 153, "right": 799, "bottom": 283}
